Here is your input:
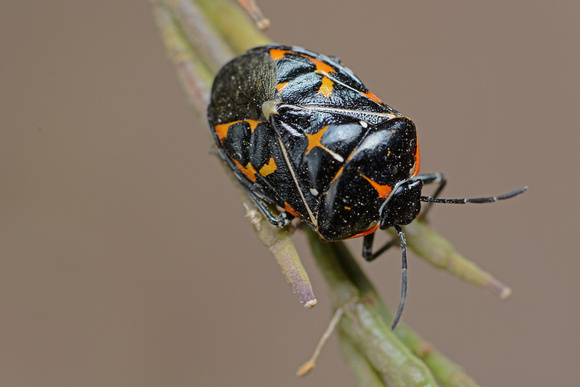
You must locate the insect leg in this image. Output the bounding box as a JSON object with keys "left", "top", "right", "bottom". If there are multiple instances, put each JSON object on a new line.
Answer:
{"left": 243, "top": 188, "right": 294, "bottom": 228}
{"left": 362, "top": 232, "right": 397, "bottom": 262}
{"left": 415, "top": 172, "right": 447, "bottom": 220}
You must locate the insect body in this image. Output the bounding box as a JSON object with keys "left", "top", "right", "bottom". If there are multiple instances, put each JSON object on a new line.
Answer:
{"left": 207, "top": 45, "right": 526, "bottom": 328}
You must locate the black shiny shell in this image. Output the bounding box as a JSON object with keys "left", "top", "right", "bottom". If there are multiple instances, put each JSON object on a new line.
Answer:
{"left": 208, "top": 45, "right": 420, "bottom": 241}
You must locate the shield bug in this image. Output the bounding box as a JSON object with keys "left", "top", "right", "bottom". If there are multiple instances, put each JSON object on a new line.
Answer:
{"left": 207, "top": 44, "right": 526, "bottom": 328}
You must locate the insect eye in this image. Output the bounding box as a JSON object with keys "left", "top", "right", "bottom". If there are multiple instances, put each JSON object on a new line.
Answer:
{"left": 379, "top": 180, "right": 423, "bottom": 230}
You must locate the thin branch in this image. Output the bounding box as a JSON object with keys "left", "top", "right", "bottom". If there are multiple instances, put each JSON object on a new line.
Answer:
{"left": 151, "top": 0, "right": 316, "bottom": 307}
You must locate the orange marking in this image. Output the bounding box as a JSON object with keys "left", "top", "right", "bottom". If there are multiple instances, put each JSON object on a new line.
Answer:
{"left": 305, "top": 126, "right": 329, "bottom": 154}
{"left": 233, "top": 159, "right": 257, "bottom": 182}
{"left": 345, "top": 224, "right": 379, "bottom": 240}
{"left": 269, "top": 48, "right": 289, "bottom": 61}
{"left": 330, "top": 166, "right": 344, "bottom": 186}
{"left": 276, "top": 82, "right": 288, "bottom": 93}
{"left": 214, "top": 120, "right": 262, "bottom": 142}
{"left": 411, "top": 141, "right": 421, "bottom": 177}
{"left": 305, "top": 126, "right": 344, "bottom": 162}
{"left": 361, "top": 91, "right": 384, "bottom": 104}
{"left": 213, "top": 123, "right": 231, "bottom": 142}
{"left": 306, "top": 56, "right": 336, "bottom": 74}
{"left": 318, "top": 77, "right": 334, "bottom": 97}
{"left": 284, "top": 202, "right": 300, "bottom": 218}
{"left": 271, "top": 49, "right": 336, "bottom": 75}
{"left": 361, "top": 174, "right": 392, "bottom": 200}
{"left": 259, "top": 157, "right": 277, "bottom": 177}
{"left": 247, "top": 119, "right": 260, "bottom": 132}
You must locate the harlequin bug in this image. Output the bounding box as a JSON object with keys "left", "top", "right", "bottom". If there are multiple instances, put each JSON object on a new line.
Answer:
{"left": 207, "top": 44, "right": 526, "bottom": 328}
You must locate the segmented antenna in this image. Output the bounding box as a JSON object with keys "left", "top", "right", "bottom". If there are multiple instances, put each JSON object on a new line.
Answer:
{"left": 421, "top": 186, "right": 527, "bottom": 204}
{"left": 392, "top": 225, "right": 407, "bottom": 330}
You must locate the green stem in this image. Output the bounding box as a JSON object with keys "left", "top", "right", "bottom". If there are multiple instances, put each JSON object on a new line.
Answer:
{"left": 196, "top": 0, "right": 270, "bottom": 54}
{"left": 338, "top": 332, "right": 388, "bottom": 387}
{"left": 307, "top": 230, "right": 437, "bottom": 387}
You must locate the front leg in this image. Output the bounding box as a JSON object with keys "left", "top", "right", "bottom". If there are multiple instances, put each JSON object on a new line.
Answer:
{"left": 415, "top": 172, "right": 447, "bottom": 220}
{"left": 362, "top": 232, "right": 397, "bottom": 262}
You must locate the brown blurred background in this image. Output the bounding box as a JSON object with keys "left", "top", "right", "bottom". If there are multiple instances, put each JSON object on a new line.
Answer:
{"left": 1, "top": 1, "right": 578, "bottom": 386}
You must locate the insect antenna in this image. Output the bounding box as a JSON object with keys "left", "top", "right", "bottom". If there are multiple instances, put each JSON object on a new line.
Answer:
{"left": 392, "top": 225, "right": 407, "bottom": 330}
{"left": 420, "top": 186, "right": 527, "bottom": 204}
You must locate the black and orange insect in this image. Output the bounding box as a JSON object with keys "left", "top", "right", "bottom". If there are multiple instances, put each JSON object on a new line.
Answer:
{"left": 207, "top": 45, "right": 526, "bottom": 328}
